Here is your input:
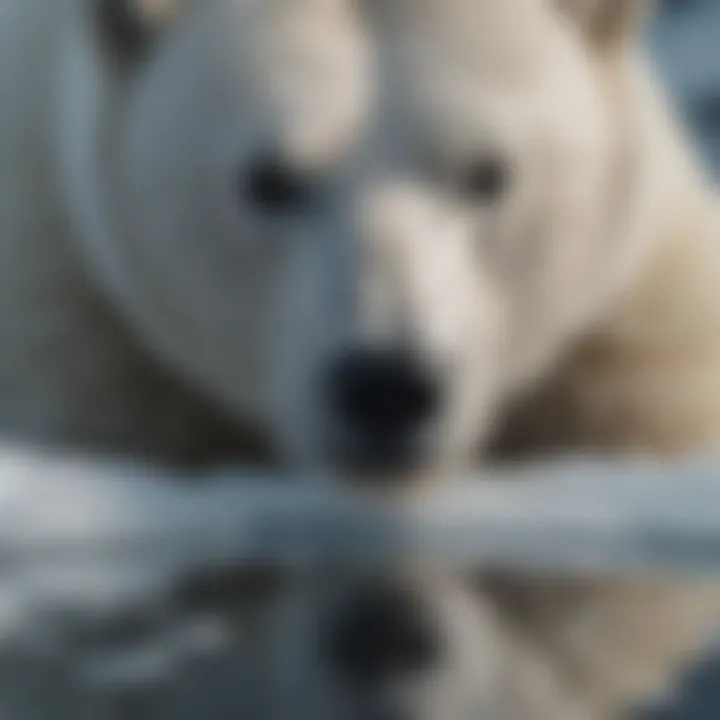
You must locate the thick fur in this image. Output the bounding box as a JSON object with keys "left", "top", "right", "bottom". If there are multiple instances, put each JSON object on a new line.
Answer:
{"left": 1, "top": 0, "right": 720, "bottom": 718}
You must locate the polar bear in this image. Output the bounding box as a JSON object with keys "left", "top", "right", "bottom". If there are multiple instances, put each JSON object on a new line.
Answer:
{"left": 0, "top": 0, "right": 664, "bottom": 482}
{"left": 1, "top": 0, "right": 720, "bottom": 718}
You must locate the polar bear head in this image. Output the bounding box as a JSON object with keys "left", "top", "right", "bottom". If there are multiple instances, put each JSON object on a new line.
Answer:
{"left": 57, "top": 0, "right": 654, "bottom": 486}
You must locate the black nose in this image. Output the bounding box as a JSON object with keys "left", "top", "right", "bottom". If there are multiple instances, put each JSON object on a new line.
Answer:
{"left": 326, "top": 350, "right": 440, "bottom": 474}
{"left": 323, "top": 584, "right": 442, "bottom": 687}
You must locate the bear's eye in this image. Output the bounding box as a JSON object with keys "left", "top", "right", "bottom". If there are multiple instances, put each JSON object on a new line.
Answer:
{"left": 454, "top": 156, "right": 510, "bottom": 204}
{"left": 241, "top": 154, "right": 315, "bottom": 214}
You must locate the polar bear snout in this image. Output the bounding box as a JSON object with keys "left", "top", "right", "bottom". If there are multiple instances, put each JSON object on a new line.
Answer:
{"left": 322, "top": 349, "right": 442, "bottom": 480}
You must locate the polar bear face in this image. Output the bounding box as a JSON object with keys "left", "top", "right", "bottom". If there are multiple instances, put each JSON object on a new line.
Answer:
{"left": 58, "top": 0, "right": 649, "bottom": 484}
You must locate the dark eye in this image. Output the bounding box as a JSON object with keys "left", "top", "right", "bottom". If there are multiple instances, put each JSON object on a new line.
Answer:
{"left": 454, "top": 156, "right": 510, "bottom": 203}
{"left": 242, "top": 153, "right": 314, "bottom": 213}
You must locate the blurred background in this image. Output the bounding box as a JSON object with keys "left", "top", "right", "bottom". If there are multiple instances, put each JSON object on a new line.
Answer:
{"left": 641, "top": 3, "right": 720, "bottom": 716}
{"left": 649, "top": 0, "right": 720, "bottom": 176}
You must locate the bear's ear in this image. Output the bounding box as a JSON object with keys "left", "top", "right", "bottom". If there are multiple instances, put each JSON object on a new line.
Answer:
{"left": 93, "top": 0, "right": 182, "bottom": 61}
{"left": 557, "top": 0, "right": 653, "bottom": 47}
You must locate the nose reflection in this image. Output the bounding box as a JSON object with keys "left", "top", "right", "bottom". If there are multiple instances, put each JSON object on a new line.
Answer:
{"left": 322, "top": 582, "right": 443, "bottom": 687}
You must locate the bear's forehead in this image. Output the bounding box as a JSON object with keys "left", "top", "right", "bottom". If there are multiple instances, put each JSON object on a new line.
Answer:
{"left": 370, "top": 0, "right": 575, "bottom": 143}
{"left": 227, "top": 0, "right": 566, "bottom": 98}
{"left": 170, "top": 0, "right": 568, "bottom": 75}
{"left": 132, "top": 0, "right": 583, "bottom": 158}
{"left": 370, "top": 0, "right": 563, "bottom": 62}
